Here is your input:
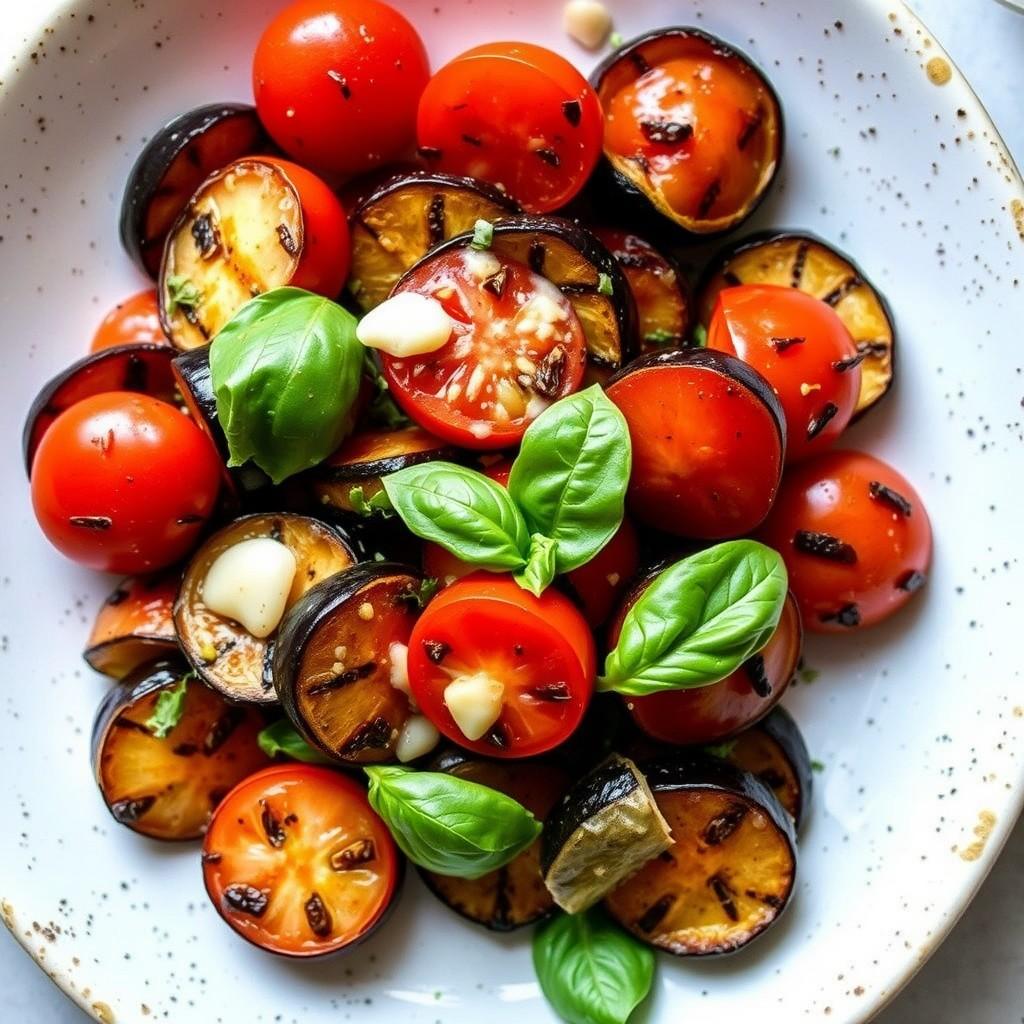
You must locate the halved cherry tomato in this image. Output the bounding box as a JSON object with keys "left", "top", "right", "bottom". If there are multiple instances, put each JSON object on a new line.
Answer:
{"left": 91, "top": 290, "right": 168, "bottom": 352}
{"left": 416, "top": 42, "right": 603, "bottom": 213}
{"left": 252, "top": 0, "right": 430, "bottom": 177}
{"left": 758, "top": 450, "right": 933, "bottom": 632}
{"left": 407, "top": 573, "right": 595, "bottom": 758}
{"left": 707, "top": 285, "right": 860, "bottom": 462}
{"left": 202, "top": 764, "right": 401, "bottom": 958}
{"left": 30, "top": 392, "right": 221, "bottom": 573}
{"left": 384, "top": 248, "right": 587, "bottom": 449}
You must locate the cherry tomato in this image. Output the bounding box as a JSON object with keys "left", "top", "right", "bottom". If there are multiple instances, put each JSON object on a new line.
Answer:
{"left": 707, "top": 285, "right": 860, "bottom": 462}
{"left": 202, "top": 764, "right": 401, "bottom": 957}
{"left": 407, "top": 573, "right": 595, "bottom": 758}
{"left": 253, "top": 0, "right": 430, "bottom": 178}
{"left": 30, "top": 392, "right": 221, "bottom": 573}
{"left": 416, "top": 42, "right": 603, "bottom": 213}
{"left": 90, "top": 290, "right": 168, "bottom": 352}
{"left": 758, "top": 450, "right": 933, "bottom": 632}
{"left": 384, "top": 248, "right": 587, "bottom": 449}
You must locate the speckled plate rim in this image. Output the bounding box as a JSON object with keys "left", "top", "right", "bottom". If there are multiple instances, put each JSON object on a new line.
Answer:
{"left": 1, "top": 1, "right": 1023, "bottom": 1022}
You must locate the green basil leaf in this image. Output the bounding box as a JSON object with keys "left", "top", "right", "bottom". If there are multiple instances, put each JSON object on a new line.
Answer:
{"left": 383, "top": 462, "right": 530, "bottom": 571}
{"left": 693, "top": 323, "right": 708, "bottom": 347}
{"left": 514, "top": 533, "right": 558, "bottom": 597}
{"left": 599, "top": 540, "right": 788, "bottom": 696}
{"left": 348, "top": 485, "right": 393, "bottom": 518}
{"left": 508, "top": 385, "right": 631, "bottom": 575}
{"left": 257, "top": 719, "right": 333, "bottom": 764}
{"left": 533, "top": 908, "right": 655, "bottom": 1024}
{"left": 209, "top": 287, "right": 363, "bottom": 484}
{"left": 365, "top": 766, "right": 541, "bottom": 879}
{"left": 144, "top": 671, "right": 194, "bottom": 739}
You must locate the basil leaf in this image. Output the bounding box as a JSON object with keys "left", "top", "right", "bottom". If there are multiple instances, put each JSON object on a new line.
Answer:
{"left": 257, "top": 719, "right": 333, "bottom": 763}
{"left": 383, "top": 463, "right": 530, "bottom": 571}
{"left": 364, "top": 765, "right": 541, "bottom": 879}
{"left": 533, "top": 908, "right": 655, "bottom": 1024}
{"left": 145, "top": 671, "right": 194, "bottom": 739}
{"left": 348, "top": 485, "right": 393, "bottom": 518}
{"left": 508, "top": 386, "right": 631, "bottom": 575}
{"left": 600, "top": 540, "right": 788, "bottom": 696}
{"left": 209, "top": 287, "right": 363, "bottom": 484}
{"left": 514, "top": 534, "right": 558, "bottom": 597}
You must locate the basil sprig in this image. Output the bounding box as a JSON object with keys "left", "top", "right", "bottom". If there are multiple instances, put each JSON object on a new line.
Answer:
{"left": 209, "top": 287, "right": 363, "bottom": 484}
{"left": 364, "top": 765, "right": 541, "bottom": 879}
{"left": 382, "top": 386, "right": 630, "bottom": 595}
{"left": 533, "top": 908, "right": 655, "bottom": 1024}
{"left": 600, "top": 540, "right": 788, "bottom": 696}
{"left": 257, "top": 719, "right": 332, "bottom": 764}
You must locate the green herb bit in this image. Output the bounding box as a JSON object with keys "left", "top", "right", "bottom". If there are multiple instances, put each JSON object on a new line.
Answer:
{"left": 470, "top": 219, "right": 494, "bottom": 250}
{"left": 644, "top": 328, "right": 678, "bottom": 346}
{"left": 145, "top": 671, "right": 195, "bottom": 739}
{"left": 348, "top": 486, "right": 393, "bottom": 518}
{"left": 597, "top": 272, "right": 614, "bottom": 296}
{"left": 692, "top": 323, "right": 708, "bottom": 347}
{"left": 166, "top": 275, "right": 203, "bottom": 316}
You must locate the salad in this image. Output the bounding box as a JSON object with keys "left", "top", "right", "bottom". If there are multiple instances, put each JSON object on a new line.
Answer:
{"left": 21, "top": 1, "right": 933, "bottom": 1020}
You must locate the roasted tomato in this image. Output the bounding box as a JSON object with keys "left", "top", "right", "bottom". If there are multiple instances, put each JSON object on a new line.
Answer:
{"left": 30, "top": 392, "right": 222, "bottom": 573}
{"left": 707, "top": 285, "right": 861, "bottom": 462}
{"left": 252, "top": 0, "right": 430, "bottom": 177}
{"left": 417, "top": 42, "right": 603, "bottom": 213}
{"left": 90, "top": 290, "right": 168, "bottom": 352}
{"left": 606, "top": 349, "right": 785, "bottom": 539}
{"left": 407, "top": 573, "right": 595, "bottom": 758}
{"left": 202, "top": 764, "right": 401, "bottom": 957}
{"left": 758, "top": 450, "right": 932, "bottom": 631}
{"left": 384, "top": 247, "right": 587, "bottom": 448}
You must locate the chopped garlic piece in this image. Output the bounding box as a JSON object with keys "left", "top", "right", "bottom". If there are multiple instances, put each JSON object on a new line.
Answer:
{"left": 463, "top": 248, "right": 502, "bottom": 281}
{"left": 800, "top": 382, "right": 822, "bottom": 396}
{"left": 388, "top": 641, "right": 414, "bottom": 704}
{"left": 563, "top": 0, "right": 613, "bottom": 50}
{"left": 444, "top": 672, "right": 505, "bottom": 741}
{"left": 358, "top": 601, "right": 375, "bottom": 621}
{"left": 356, "top": 292, "right": 454, "bottom": 357}
{"left": 202, "top": 538, "right": 296, "bottom": 639}
{"left": 396, "top": 715, "right": 441, "bottom": 762}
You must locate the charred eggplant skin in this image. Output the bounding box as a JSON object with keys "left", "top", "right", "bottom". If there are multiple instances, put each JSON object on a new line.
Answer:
{"left": 354, "top": 170, "right": 518, "bottom": 220}
{"left": 744, "top": 705, "right": 813, "bottom": 831}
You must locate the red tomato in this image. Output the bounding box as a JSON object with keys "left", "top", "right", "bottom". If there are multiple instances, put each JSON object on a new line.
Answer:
{"left": 707, "top": 285, "right": 861, "bottom": 462}
{"left": 202, "top": 765, "right": 401, "bottom": 958}
{"left": 384, "top": 248, "right": 587, "bottom": 449}
{"left": 758, "top": 450, "right": 933, "bottom": 632}
{"left": 90, "top": 290, "right": 167, "bottom": 352}
{"left": 252, "top": 0, "right": 430, "bottom": 177}
{"left": 30, "top": 392, "right": 221, "bottom": 573}
{"left": 407, "top": 573, "right": 595, "bottom": 758}
{"left": 416, "top": 42, "right": 603, "bottom": 213}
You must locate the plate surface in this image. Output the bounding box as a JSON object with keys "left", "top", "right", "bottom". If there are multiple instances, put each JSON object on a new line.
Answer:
{"left": 1, "top": 1, "right": 1022, "bottom": 1022}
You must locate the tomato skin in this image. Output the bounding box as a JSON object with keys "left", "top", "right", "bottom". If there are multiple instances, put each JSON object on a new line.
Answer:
{"left": 407, "top": 573, "right": 595, "bottom": 758}
{"left": 417, "top": 42, "right": 603, "bottom": 213}
{"left": 757, "top": 450, "right": 933, "bottom": 632}
{"left": 90, "top": 290, "right": 168, "bottom": 352}
{"left": 30, "top": 392, "right": 221, "bottom": 573}
{"left": 252, "top": 0, "right": 430, "bottom": 177}
{"left": 707, "top": 285, "right": 860, "bottom": 462}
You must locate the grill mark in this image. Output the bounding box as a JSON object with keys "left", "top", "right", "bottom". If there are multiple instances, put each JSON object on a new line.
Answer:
{"left": 702, "top": 803, "right": 749, "bottom": 846}
{"left": 112, "top": 717, "right": 151, "bottom": 734}
{"left": 482, "top": 266, "right": 508, "bottom": 297}
{"left": 557, "top": 282, "right": 600, "bottom": 296}
{"left": 635, "top": 893, "right": 675, "bottom": 933}
{"left": 276, "top": 223, "right": 298, "bottom": 256}
{"left": 857, "top": 339, "right": 890, "bottom": 357}
{"left": 123, "top": 353, "right": 149, "bottom": 391}
{"left": 304, "top": 892, "right": 333, "bottom": 937}
{"left": 340, "top": 716, "right": 393, "bottom": 755}
{"left": 536, "top": 147, "right": 560, "bottom": 167}
{"left": 869, "top": 480, "right": 913, "bottom": 517}
{"left": 326, "top": 69, "right": 351, "bottom": 99}
{"left": 769, "top": 335, "right": 805, "bottom": 352}
{"left": 528, "top": 240, "right": 546, "bottom": 275}
{"left": 330, "top": 838, "right": 376, "bottom": 870}
{"left": 821, "top": 275, "right": 862, "bottom": 307}
{"left": 562, "top": 99, "right": 582, "bottom": 126}
{"left": 191, "top": 213, "right": 219, "bottom": 257}
{"left": 529, "top": 682, "right": 572, "bottom": 702}
{"left": 493, "top": 865, "right": 513, "bottom": 929}
{"left": 697, "top": 179, "right": 722, "bottom": 219}
{"left": 807, "top": 402, "right": 839, "bottom": 440}
{"left": 737, "top": 106, "right": 764, "bottom": 150}
{"left": 172, "top": 742, "right": 198, "bottom": 756}
{"left": 743, "top": 654, "right": 772, "bottom": 698}
{"left": 223, "top": 884, "right": 268, "bottom": 917}
{"left": 422, "top": 640, "right": 451, "bottom": 664}
{"left": 630, "top": 51, "right": 652, "bottom": 74}
{"left": 203, "top": 707, "right": 245, "bottom": 754}
{"left": 707, "top": 873, "right": 739, "bottom": 921}
{"left": 461, "top": 133, "right": 483, "bottom": 147}
{"left": 417, "top": 145, "right": 443, "bottom": 160}
{"left": 745, "top": 889, "right": 784, "bottom": 909}
{"left": 427, "top": 194, "right": 446, "bottom": 247}
{"left": 69, "top": 516, "right": 112, "bottom": 530}
{"left": 260, "top": 799, "right": 286, "bottom": 848}
{"left": 640, "top": 120, "right": 693, "bottom": 145}
{"left": 110, "top": 795, "right": 156, "bottom": 823}
{"left": 833, "top": 351, "right": 867, "bottom": 372}
{"left": 794, "top": 529, "right": 858, "bottom": 564}
{"left": 896, "top": 569, "right": 927, "bottom": 593}
{"left": 790, "top": 240, "right": 810, "bottom": 287}
{"left": 307, "top": 661, "right": 377, "bottom": 697}
{"left": 819, "top": 603, "right": 861, "bottom": 628}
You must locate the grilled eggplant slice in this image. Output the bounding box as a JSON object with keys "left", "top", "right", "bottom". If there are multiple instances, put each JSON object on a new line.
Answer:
{"left": 697, "top": 232, "right": 896, "bottom": 418}
{"left": 272, "top": 562, "right": 426, "bottom": 762}
{"left": 541, "top": 754, "right": 672, "bottom": 914}
{"left": 604, "top": 756, "right": 797, "bottom": 955}
{"left": 349, "top": 171, "right": 521, "bottom": 311}
{"left": 120, "top": 103, "right": 269, "bottom": 278}
{"left": 591, "top": 28, "right": 782, "bottom": 236}
{"left": 175, "top": 514, "right": 356, "bottom": 704}
{"left": 22, "top": 343, "right": 177, "bottom": 475}
{"left": 419, "top": 750, "right": 570, "bottom": 930}
{"left": 91, "top": 660, "right": 270, "bottom": 840}
{"left": 84, "top": 572, "right": 180, "bottom": 679}
{"left": 725, "top": 706, "right": 813, "bottom": 831}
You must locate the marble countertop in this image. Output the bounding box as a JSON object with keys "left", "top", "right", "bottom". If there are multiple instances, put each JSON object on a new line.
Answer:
{"left": 2, "top": 0, "right": 1022, "bottom": 1021}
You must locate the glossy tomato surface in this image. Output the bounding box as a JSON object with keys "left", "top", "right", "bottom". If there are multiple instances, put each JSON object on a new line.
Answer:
{"left": 90, "top": 289, "right": 168, "bottom": 352}
{"left": 758, "top": 450, "right": 932, "bottom": 631}
{"left": 202, "top": 764, "right": 401, "bottom": 957}
{"left": 707, "top": 284, "right": 860, "bottom": 462}
{"left": 30, "top": 392, "right": 221, "bottom": 573}
{"left": 407, "top": 573, "right": 595, "bottom": 758}
{"left": 417, "top": 42, "right": 603, "bottom": 213}
{"left": 252, "top": 0, "right": 430, "bottom": 177}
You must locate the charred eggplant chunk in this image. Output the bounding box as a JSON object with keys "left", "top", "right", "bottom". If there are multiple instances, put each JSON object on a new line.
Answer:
{"left": 697, "top": 232, "right": 895, "bottom": 417}
{"left": 591, "top": 28, "right": 783, "bottom": 236}
{"left": 604, "top": 756, "right": 797, "bottom": 956}
{"left": 541, "top": 754, "right": 672, "bottom": 914}
{"left": 175, "top": 514, "right": 356, "bottom": 704}
{"left": 419, "top": 750, "right": 570, "bottom": 930}
{"left": 120, "top": 103, "right": 269, "bottom": 278}
{"left": 349, "top": 171, "right": 521, "bottom": 311}
{"left": 22, "top": 343, "right": 177, "bottom": 475}
{"left": 272, "top": 562, "right": 425, "bottom": 762}
{"left": 91, "top": 660, "right": 270, "bottom": 840}
{"left": 84, "top": 572, "right": 181, "bottom": 679}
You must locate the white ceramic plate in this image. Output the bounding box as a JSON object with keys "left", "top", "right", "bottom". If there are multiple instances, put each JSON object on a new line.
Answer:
{"left": 1, "top": 1, "right": 1022, "bottom": 1022}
